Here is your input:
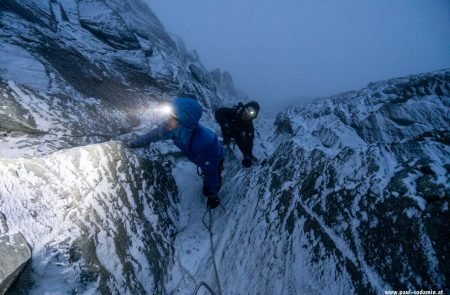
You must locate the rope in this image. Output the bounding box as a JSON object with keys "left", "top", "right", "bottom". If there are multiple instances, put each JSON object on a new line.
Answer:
{"left": 199, "top": 209, "right": 223, "bottom": 295}
{"left": 193, "top": 281, "right": 216, "bottom": 295}
{"left": 173, "top": 241, "right": 198, "bottom": 293}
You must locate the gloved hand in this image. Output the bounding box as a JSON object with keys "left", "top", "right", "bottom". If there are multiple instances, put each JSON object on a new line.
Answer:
{"left": 207, "top": 195, "right": 220, "bottom": 209}
{"left": 242, "top": 158, "right": 252, "bottom": 168}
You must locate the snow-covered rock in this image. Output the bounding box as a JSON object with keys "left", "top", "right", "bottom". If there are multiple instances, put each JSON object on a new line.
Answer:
{"left": 209, "top": 69, "right": 237, "bottom": 97}
{"left": 0, "top": 0, "right": 448, "bottom": 294}
{"left": 211, "top": 70, "right": 449, "bottom": 294}
{"left": 0, "top": 0, "right": 225, "bottom": 158}
{"left": 0, "top": 142, "right": 178, "bottom": 293}
{"left": 0, "top": 1, "right": 232, "bottom": 293}
{"left": 0, "top": 220, "right": 31, "bottom": 295}
{"left": 275, "top": 70, "right": 450, "bottom": 148}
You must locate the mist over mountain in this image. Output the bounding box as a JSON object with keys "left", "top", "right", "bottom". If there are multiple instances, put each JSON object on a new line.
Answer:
{"left": 0, "top": 1, "right": 448, "bottom": 294}
{"left": 147, "top": 0, "right": 450, "bottom": 105}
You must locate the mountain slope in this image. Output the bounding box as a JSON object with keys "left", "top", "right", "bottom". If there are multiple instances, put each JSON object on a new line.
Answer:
{"left": 208, "top": 70, "right": 449, "bottom": 294}
{"left": 0, "top": 0, "right": 235, "bottom": 158}
{"left": 1, "top": 142, "right": 178, "bottom": 293}
{"left": 0, "top": 0, "right": 448, "bottom": 294}
{"left": 0, "top": 0, "right": 237, "bottom": 293}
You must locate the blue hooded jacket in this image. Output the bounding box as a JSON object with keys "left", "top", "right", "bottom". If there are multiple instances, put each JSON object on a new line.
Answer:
{"left": 129, "top": 98, "right": 224, "bottom": 195}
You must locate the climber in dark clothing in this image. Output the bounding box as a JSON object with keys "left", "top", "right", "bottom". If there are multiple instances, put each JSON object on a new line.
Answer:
{"left": 215, "top": 101, "right": 260, "bottom": 168}
{"left": 127, "top": 98, "right": 224, "bottom": 209}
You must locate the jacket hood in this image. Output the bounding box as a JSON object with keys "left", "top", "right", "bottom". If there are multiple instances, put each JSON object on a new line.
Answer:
{"left": 171, "top": 98, "right": 202, "bottom": 129}
{"left": 170, "top": 98, "right": 203, "bottom": 145}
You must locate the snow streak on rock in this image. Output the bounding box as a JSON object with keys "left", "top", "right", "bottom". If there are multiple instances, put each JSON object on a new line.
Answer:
{"left": 0, "top": 0, "right": 243, "bottom": 293}
{"left": 0, "top": 0, "right": 240, "bottom": 158}
{"left": 210, "top": 70, "right": 449, "bottom": 294}
{"left": 1, "top": 0, "right": 449, "bottom": 294}
{"left": 0, "top": 142, "right": 178, "bottom": 294}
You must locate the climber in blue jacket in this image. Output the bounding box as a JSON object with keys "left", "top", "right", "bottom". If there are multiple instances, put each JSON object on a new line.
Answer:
{"left": 127, "top": 98, "right": 224, "bottom": 209}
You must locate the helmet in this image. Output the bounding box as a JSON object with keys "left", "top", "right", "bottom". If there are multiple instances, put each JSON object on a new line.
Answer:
{"left": 243, "top": 101, "right": 260, "bottom": 119}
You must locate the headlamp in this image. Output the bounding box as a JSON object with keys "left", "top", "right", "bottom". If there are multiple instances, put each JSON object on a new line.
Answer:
{"left": 159, "top": 104, "right": 175, "bottom": 117}
{"left": 245, "top": 106, "right": 256, "bottom": 118}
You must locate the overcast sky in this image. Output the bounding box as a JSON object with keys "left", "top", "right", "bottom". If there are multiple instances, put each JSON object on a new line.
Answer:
{"left": 146, "top": 0, "right": 450, "bottom": 105}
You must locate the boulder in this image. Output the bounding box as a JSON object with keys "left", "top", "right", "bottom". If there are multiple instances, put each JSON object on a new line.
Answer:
{"left": 0, "top": 233, "right": 31, "bottom": 295}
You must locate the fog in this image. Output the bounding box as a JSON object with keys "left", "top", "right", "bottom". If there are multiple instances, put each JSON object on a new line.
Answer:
{"left": 146, "top": 0, "right": 450, "bottom": 106}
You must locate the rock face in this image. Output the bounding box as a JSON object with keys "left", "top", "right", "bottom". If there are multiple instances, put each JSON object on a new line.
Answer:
{"left": 1, "top": 0, "right": 449, "bottom": 294}
{"left": 0, "top": 213, "right": 31, "bottom": 295}
{"left": 0, "top": 142, "right": 178, "bottom": 293}
{"left": 0, "top": 0, "right": 240, "bottom": 293}
{"left": 212, "top": 70, "right": 449, "bottom": 294}
{"left": 0, "top": 0, "right": 235, "bottom": 157}
{"left": 0, "top": 232, "right": 31, "bottom": 295}
{"left": 209, "top": 68, "right": 238, "bottom": 98}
